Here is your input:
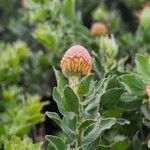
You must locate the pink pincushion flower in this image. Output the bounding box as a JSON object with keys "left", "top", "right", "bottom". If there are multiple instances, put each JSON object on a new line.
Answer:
{"left": 60, "top": 45, "right": 92, "bottom": 76}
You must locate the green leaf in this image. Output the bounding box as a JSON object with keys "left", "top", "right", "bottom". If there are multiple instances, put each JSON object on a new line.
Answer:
{"left": 132, "top": 133, "right": 142, "bottom": 150}
{"left": 112, "top": 139, "right": 130, "bottom": 150}
{"left": 53, "top": 87, "right": 61, "bottom": 106}
{"left": 119, "top": 93, "right": 142, "bottom": 110}
{"left": 135, "top": 54, "right": 150, "bottom": 83}
{"left": 84, "top": 138, "right": 100, "bottom": 150}
{"left": 47, "top": 144, "right": 55, "bottom": 150}
{"left": 62, "top": 112, "right": 76, "bottom": 131}
{"left": 119, "top": 74, "right": 145, "bottom": 96}
{"left": 53, "top": 87, "right": 66, "bottom": 114}
{"left": 62, "top": 0, "right": 76, "bottom": 21}
{"left": 141, "top": 103, "right": 150, "bottom": 121}
{"left": 118, "top": 56, "right": 128, "bottom": 72}
{"left": 15, "top": 125, "right": 31, "bottom": 136}
{"left": 98, "top": 145, "right": 113, "bottom": 150}
{"left": 83, "top": 118, "right": 116, "bottom": 145}
{"left": 85, "top": 94, "right": 101, "bottom": 115}
{"left": 116, "top": 118, "right": 130, "bottom": 125}
{"left": 46, "top": 112, "right": 62, "bottom": 127}
{"left": 33, "top": 24, "right": 57, "bottom": 50}
{"left": 53, "top": 67, "right": 67, "bottom": 93}
{"left": 74, "top": 24, "right": 91, "bottom": 41}
{"left": 62, "top": 86, "right": 79, "bottom": 114}
{"left": 105, "top": 75, "right": 119, "bottom": 90}
{"left": 46, "top": 135, "right": 66, "bottom": 150}
{"left": 103, "top": 108, "right": 123, "bottom": 118}
{"left": 78, "top": 119, "right": 95, "bottom": 133}
{"left": 0, "top": 125, "right": 6, "bottom": 135}
{"left": 101, "top": 88, "right": 123, "bottom": 109}
{"left": 61, "top": 122, "right": 76, "bottom": 143}
{"left": 77, "top": 74, "right": 94, "bottom": 96}
{"left": 4, "top": 136, "right": 42, "bottom": 150}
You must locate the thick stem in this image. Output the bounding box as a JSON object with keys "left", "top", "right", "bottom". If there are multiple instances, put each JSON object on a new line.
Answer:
{"left": 69, "top": 75, "right": 79, "bottom": 93}
{"left": 75, "top": 100, "right": 84, "bottom": 149}
{"left": 76, "top": 114, "right": 82, "bottom": 148}
{"left": 69, "top": 75, "right": 82, "bottom": 149}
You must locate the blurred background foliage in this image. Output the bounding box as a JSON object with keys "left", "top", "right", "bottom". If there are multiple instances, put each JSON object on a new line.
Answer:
{"left": 0, "top": 0, "right": 150, "bottom": 149}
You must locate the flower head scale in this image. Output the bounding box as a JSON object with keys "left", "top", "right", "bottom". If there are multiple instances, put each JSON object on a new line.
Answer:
{"left": 60, "top": 45, "right": 92, "bottom": 77}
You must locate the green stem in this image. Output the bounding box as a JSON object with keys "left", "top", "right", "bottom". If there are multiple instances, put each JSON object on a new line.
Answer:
{"left": 76, "top": 100, "right": 84, "bottom": 149}
{"left": 69, "top": 75, "right": 79, "bottom": 93}
{"left": 69, "top": 75, "right": 82, "bottom": 149}
{"left": 76, "top": 114, "right": 82, "bottom": 148}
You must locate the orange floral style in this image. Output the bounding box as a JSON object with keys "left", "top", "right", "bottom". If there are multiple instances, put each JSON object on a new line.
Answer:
{"left": 91, "top": 23, "right": 108, "bottom": 36}
{"left": 146, "top": 85, "right": 150, "bottom": 109}
{"left": 60, "top": 45, "right": 92, "bottom": 77}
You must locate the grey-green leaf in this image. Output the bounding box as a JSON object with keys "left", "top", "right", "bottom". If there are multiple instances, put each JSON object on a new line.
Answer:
{"left": 61, "top": 122, "right": 76, "bottom": 143}
{"left": 119, "top": 74, "right": 145, "bottom": 96}
{"left": 105, "top": 75, "right": 119, "bottom": 90}
{"left": 85, "top": 94, "right": 101, "bottom": 115}
{"left": 101, "top": 88, "right": 123, "bottom": 109}
{"left": 63, "top": 112, "right": 76, "bottom": 131}
{"left": 53, "top": 67, "right": 67, "bottom": 93}
{"left": 62, "top": 86, "right": 79, "bottom": 114}
{"left": 135, "top": 54, "right": 150, "bottom": 83}
{"left": 119, "top": 93, "right": 142, "bottom": 110}
{"left": 53, "top": 87, "right": 65, "bottom": 114}
{"left": 46, "top": 135, "right": 66, "bottom": 150}
{"left": 84, "top": 138, "right": 100, "bottom": 150}
{"left": 141, "top": 103, "right": 150, "bottom": 121}
{"left": 53, "top": 87, "right": 61, "bottom": 106}
{"left": 83, "top": 118, "right": 116, "bottom": 145}
{"left": 132, "top": 133, "right": 142, "bottom": 150}
{"left": 78, "top": 119, "right": 95, "bottom": 133}
{"left": 77, "top": 74, "right": 94, "bottom": 96}
{"left": 46, "top": 112, "right": 62, "bottom": 127}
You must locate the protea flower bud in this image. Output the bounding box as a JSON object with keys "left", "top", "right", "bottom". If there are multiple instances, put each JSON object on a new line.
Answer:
{"left": 60, "top": 45, "right": 92, "bottom": 77}
{"left": 91, "top": 23, "right": 108, "bottom": 36}
{"left": 100, "top": 35, "right": 118, "bottom": 58}
{"left": 146, "top": 85, "right": 150, "bottom": 109}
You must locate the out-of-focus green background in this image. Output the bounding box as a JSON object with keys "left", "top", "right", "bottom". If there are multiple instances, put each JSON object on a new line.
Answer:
{"left": 0, "top": 0, "right": 150, "bottom": 149}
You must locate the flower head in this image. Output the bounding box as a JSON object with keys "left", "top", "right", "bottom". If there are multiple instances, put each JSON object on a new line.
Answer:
{"left": 91, "top": 23, "right": 108, "bottom": 36}
{"left": 60, "top": 45, "right": 92, "bottom": 77}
